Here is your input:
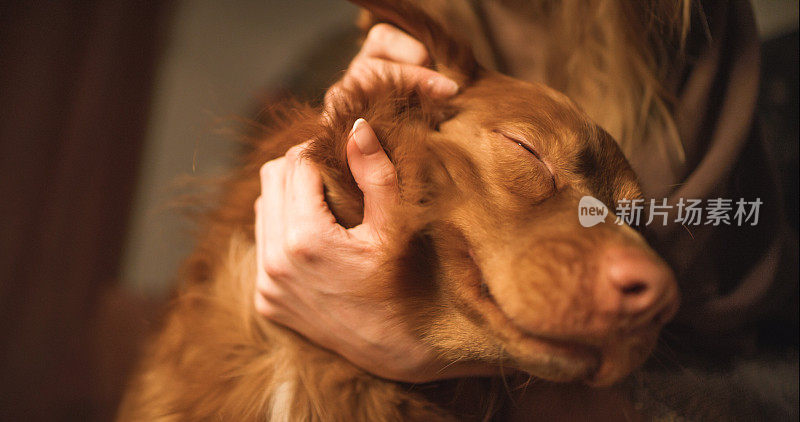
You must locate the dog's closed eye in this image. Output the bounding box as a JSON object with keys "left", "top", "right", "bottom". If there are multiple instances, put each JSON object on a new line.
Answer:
{"left": 493, "top": 129, "right": 557, "bottom": 192}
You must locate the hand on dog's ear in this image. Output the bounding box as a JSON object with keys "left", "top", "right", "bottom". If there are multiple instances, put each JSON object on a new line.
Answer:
{"left": 351, "top": 0, "right": 479, "bottom": 85}
{"left": 323, "top": 23, "right": 459, "bottom": 115}
{"left": 346, "top": 118, "right": 399, "bottom": 242}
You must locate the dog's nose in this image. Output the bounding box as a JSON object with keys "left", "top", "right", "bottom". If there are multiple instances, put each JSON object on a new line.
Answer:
{"left": 597, "top": 248, "right": 679, "bottom": 327}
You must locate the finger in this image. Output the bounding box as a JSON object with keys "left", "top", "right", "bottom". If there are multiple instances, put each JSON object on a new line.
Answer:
{"left": 260, "top": 157, "right": 287, "bottom": 203}
{"left": 360, "top": 23, "right": 429, "bottom": 66}
{"left": 324, "top": 58, "right": 459, "bottom": 113}
{"left": 282, "top": 142, "right": 316, "bottom": 234}
{"left": 283, "top": 144, "right": 304, "bottom": 197}
{"left": 260, "top": 158, "right": 287, "bottom": 238}
{"left": 288, "top": 150, "right": 338, "bottom": 227}
{"left": 348, "top": 57, "right": 459, "bottom": 98}
{"left": 255, "top": 196, "right": 269, "bottom": 294}
{"left": 282, "top": 143, "right": 344, "bottom": 265}
{"left": 259, "top": 157, "right": 288, "bottom": 277}
{"left": 345, "top": 118, "right": 399, "bottom": 237}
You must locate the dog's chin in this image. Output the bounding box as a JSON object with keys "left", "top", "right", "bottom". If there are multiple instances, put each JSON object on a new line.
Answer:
{"left": 501, "top": 316, "right": 664, "bottom": 383}
{"left": 503, "top": 330, "right": 659, "bottom": 386}
{"left": 505, "top": 345, "right": 640, "bottom": 386}
{"left": 469, "top": 281, "right": 657, "bottom": 386}
{"left": 503, "top": 335, "right": 601, "bottom": 383}
{"left": 458, "top": 255, "right": 659, "bottom": 386}
{"left": 464, "top": 281, "right": 601, "bottom": 383}
{"left": 585, "top": 332, "right": 659, "bottom": 386}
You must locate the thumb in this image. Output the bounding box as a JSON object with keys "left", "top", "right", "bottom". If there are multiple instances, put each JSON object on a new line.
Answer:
{"left": 346, "top": 118, "right": 399, "bottom": 236}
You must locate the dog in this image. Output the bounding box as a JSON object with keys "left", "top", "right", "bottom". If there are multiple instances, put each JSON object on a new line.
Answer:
{"left": 118, "top": 0, "right": 679, "bottom": 420}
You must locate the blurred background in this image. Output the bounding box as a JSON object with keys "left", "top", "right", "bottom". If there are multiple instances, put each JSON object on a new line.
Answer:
{"left": 0, "top": 0, "right": 797, "bottom": 420}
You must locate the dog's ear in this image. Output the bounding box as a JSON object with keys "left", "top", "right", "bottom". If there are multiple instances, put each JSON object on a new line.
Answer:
{"left": 350, "top": 0, "right": 479, "bottom": 85}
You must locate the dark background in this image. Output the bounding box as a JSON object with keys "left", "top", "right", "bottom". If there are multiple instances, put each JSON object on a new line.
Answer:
{"left": 0, "top": 1, "right": 796, "bottom": 420}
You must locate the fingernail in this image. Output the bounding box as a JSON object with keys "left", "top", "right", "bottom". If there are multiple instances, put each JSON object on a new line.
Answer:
{"left": 350, "top": 118, "right": 380, "bottom": 155}
{"left": 426, "top": 77, "right": 459, "bottom": 97}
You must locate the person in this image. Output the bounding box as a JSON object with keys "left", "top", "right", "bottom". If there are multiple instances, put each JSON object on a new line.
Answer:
{"left": 252, "top": 0, "right": 794, "bottom": 383}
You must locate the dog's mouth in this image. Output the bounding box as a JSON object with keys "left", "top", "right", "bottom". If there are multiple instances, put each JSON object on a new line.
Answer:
{"left": 476, "top": 278, "right": 604, "bottom": 382}
{"left": 473, "top": 271, "right": 666, "bottom": 386}
{"left": 463, "top": 250, "right": 604, "bottom": 383}
{"left": 464, "top": 248, "right": 668, "bottom": 386}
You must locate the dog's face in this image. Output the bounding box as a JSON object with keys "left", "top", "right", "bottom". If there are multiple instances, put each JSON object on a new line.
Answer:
{"left": 307, "top": 0, "right": 678, "bottom": 386}
{"left": 313, "top": 71, "right": 678, "bottom": 386}
{"left": 402, "top": 74, "right": 679, "bottom": 386}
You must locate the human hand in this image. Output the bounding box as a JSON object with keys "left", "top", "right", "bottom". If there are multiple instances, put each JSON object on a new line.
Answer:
{"left": 254, "top": 119, "right": 495, "bottom": 382}
{"left": 324, "top": 23, "right": 459, "bottom": 109}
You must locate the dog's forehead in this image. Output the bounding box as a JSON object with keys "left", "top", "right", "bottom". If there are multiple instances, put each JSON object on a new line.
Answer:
{"left": 448, "top": 76, "right": 590, "bottom": 154}
{"left": 436, "top": 75, "right": 641, "bottom": 206}
{"left": 458, "top": 75, "right": 581, "bottom": 120}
